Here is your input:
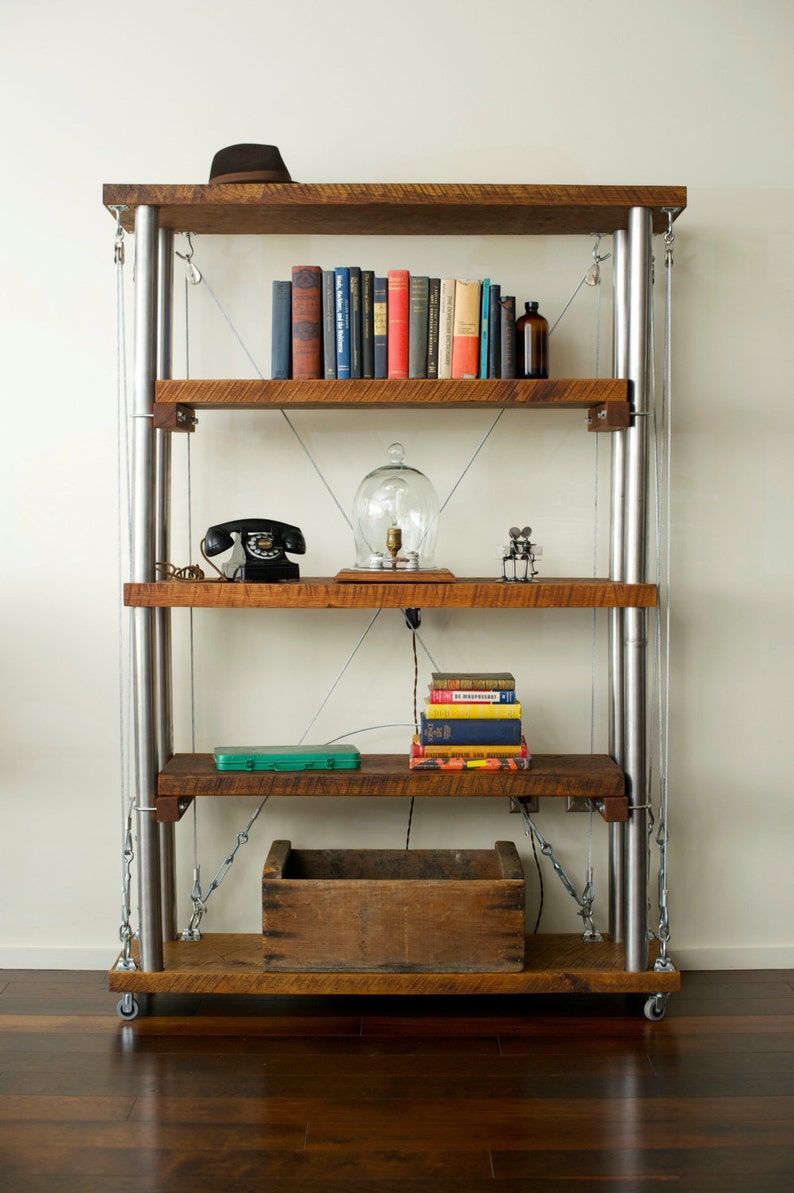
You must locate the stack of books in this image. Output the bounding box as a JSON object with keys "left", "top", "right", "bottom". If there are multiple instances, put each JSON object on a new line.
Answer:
{"left": 272, "top": 268, "right": 516, "bottom": 382}
{"left": 409, "top": 672, "right": 531, "bottom": 771}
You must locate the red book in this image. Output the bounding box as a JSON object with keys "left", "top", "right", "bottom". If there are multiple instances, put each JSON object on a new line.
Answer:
{"left": 291, "top": 265, "right": 322, "bottom": 379}
{"left": 387, "top": 270, "right": 409, "bottom": 379}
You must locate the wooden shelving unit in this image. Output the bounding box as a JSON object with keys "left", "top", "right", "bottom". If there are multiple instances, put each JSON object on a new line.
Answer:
{"left": 106, "top": 179, "right": 685, "bottom": 1017}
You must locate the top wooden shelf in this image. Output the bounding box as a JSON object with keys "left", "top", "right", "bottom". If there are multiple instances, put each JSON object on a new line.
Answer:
{"left": 103, "top": 182, "right": 687, "bottom": 237}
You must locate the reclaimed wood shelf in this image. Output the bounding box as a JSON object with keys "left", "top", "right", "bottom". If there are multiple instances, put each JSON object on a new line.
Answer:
{"left": 108, "top": 932, "right": 681, "bottom": 997}
{"left": 126, "top": 577, "right": 657, "bottom": 610}
{"left": 155, "top": 376, "right": 627, "bottom": 411}
{"left": 155, "top": 752, "right": 628, "bottom": 824}
{"left": 104, "top": 181, "right": 686, "bottom": 237}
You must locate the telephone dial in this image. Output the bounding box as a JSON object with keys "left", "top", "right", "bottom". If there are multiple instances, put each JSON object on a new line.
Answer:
{"left": 202, "top": 518, "right": 306, "bottom": 581}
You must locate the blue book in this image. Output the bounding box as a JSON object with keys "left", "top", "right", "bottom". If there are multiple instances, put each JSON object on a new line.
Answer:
{"left": 419, "top": 714, "right": 522, "bottom": 746}
{"left": 361, "top": 270, "right": 375, "bottom": 379}
{"left": 373, "top": 276, "right": 388, "bottom": 379}
{"left": 479, "top": 278, "right": 491, "bottom": 379}
{"left": 349, "top": 266, "right": 362, "bottom": 379}
{"left": 334, "top": 267, "right": 351, "bottom": 380}
{"left": 271, "top": 280, "right": 291, "bottom": 379}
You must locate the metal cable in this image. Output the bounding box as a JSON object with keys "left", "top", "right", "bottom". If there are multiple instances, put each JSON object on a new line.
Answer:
{"left": 113, "top": 213, "right": 139, "bottom": 969}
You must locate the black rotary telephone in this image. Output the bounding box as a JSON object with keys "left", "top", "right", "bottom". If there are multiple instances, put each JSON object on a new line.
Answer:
{"left": 202, "top": 518, "right": 306, "bottom": 581}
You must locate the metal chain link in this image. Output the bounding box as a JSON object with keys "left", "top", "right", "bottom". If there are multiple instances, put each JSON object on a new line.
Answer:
{"left": 116, "top": 819, "right": 138, "bottom": 971}
{"left": 182, "top": 798, "right": 270, "bottom": 939}
{"left": 512, "top": 799, "right": 602, "bottom": 941}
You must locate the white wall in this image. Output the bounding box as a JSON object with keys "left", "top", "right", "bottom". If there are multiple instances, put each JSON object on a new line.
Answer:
{"left": 1, "top": 0, "right": 791, "bottom": 971}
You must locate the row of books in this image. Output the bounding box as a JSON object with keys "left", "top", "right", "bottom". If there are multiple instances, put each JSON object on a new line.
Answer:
{"left": 409, "top": 671, "right": 531, "bottom": 771}
{"left": 272, "top": 267, "right": 519, "bottom": 382}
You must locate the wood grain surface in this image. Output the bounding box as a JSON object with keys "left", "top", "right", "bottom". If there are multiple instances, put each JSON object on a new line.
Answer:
{"left": 4, "top": 966, "right": 791, "bottom": 1192}
{"left": 155, "top": 376, "right": 628, "bottom": 409}
{"left": 107, "top": 934, "right": 681, "bottom": 997}
{"left": 103, "top": 181, "right": 687, "bottom": 235}
{"left": 125, "top": 577, "right": 658, "bottom": 609}
{"left": 157, "top": 752, "right": 625, "bottom": 804}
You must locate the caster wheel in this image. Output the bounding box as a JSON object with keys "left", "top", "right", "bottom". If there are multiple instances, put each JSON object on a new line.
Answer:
{"left": 644, "top": 993, "right": 668, "bottom": 1021}
{"left": 117, "top": 993, "right": 140, "bottom": 1021}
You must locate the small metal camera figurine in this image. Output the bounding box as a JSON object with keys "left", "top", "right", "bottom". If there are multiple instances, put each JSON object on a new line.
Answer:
{"left": 498, "top": 525, "right": 542, "bottom": 582}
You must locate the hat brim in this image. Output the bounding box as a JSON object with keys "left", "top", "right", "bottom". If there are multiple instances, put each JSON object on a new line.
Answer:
{"left": 209, "top": 169, "right": 294, "bottom": 184}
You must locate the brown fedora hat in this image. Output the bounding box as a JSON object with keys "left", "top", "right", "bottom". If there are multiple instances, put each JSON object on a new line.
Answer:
{"left": 209, "top": 144, "right": 293, "bottom": 184}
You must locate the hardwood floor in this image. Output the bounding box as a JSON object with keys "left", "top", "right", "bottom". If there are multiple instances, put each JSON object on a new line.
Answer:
{"left": 0, "top": 968, "right": 792, "bottom": 1191}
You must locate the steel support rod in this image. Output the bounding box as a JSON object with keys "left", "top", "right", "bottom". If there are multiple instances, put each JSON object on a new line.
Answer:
{"left": 608, "top": 228, "right": 628, "bottom": 943}
{"left": 131, "top": 205, "right": 163, "bottom": 972}
{"left": 155, "top": 228, "right": 177, "bottom": 941}
{"left": 623, "top": 207, "right": 652, "bottom": 972}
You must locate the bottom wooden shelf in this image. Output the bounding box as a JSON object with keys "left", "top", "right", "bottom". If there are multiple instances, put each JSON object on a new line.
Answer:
{"left": 109, "top": 933, "right": 681, "bottom": 998}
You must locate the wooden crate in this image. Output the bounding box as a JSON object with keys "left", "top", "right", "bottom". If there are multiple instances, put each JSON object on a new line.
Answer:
{"left": 262, "top": 840, "right": 525, "bottom": 973}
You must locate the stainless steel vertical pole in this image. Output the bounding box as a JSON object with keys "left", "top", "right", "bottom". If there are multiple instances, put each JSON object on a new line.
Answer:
{"left": 608, "top": 228, "right": 628, "bottom": 943}
{"left": 623, "top": 207, "right": 652, "bottom": 972}
{"left": 131, "top": 205, "right": 163, "bottom": 972}
{"left": 156, "top": 228, "right": 177, "bottom": 941}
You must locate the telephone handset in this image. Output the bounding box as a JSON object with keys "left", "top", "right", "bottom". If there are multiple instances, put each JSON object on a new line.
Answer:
{"left": 202, "top": 518, "right": 306, "bottom": 582}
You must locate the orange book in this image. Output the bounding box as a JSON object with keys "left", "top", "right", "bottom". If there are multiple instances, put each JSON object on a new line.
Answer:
{"left": 387, "top": 270, "right": 409, "bottom": 378}
{"left": 450, "top": 279, "right": 481, "bottom": 378}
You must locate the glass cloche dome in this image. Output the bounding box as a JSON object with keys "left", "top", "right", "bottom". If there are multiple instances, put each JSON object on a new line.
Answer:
{"left": 352, "top": 443, "right": 440, "bottom": 570}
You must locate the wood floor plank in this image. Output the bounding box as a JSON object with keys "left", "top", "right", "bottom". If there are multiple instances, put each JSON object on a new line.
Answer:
{"left": 299, "top": 1095, "right": 794, "bottom": 1151}
{"left": 492, "top": 1145, "right": 794, "bottom": 1179}
{"left": 0, "top": 1094, "right": 135, "bottom": 1121}
{"left": 0, "top": 1140, "right": 491, "bottom": 1188}
{"left": 0, "top": 1119, "right": 309, "bottom": 1154}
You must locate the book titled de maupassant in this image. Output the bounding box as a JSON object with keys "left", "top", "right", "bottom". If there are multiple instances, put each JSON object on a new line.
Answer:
{"left": 291, "top": 266, "right": 322, "bottom": 379}
{"left": 427, "top": 685, "right": 516, "bottom": 703}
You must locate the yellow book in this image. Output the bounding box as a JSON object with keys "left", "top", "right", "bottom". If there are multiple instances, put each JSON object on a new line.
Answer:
{"left": 423, "top": 699, "right": 521, "bottom": 720}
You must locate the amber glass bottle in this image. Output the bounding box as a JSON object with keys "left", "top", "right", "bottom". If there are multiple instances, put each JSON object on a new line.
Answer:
{"left": 516, "top": 301, "right": 549, "bottom": 378}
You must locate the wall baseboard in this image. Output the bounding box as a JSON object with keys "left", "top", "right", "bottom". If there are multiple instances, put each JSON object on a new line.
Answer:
{"left": 0, "top": 948, "right": 120, "bottom": 971}
{"left": 1, "top": 945, "right": 793, "bottom": 972}
{"left": 671, "top": 946, "right": 794, "bottom": 971}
